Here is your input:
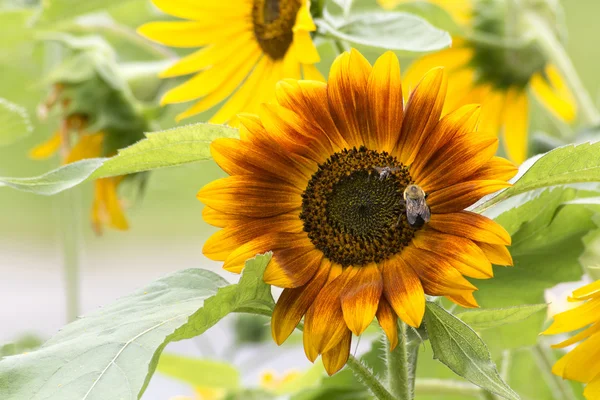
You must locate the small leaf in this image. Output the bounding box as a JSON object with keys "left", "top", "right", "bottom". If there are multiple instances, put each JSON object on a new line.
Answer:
{"left": 424, "top": 302, "right": 519, "bottom": 400}
{"left": 0, "top": 253, "right": 273, "bottom": 400}
{"left": 0, "top": 98, "right": 33, "bottom": 147}
{"left": 318, "top": 12, "right": 451, "bottom": 53}
{"left": 157, "top": 354, "right": 240, "bottom": 390}
{"left": 455, "top": 304, "right": 547, "bottom": 330}
{"left": 0, "top": 123, "right": 239, "bottom": 195}
{"left": 476, "top": 142, "right": 600, "bottom": 211}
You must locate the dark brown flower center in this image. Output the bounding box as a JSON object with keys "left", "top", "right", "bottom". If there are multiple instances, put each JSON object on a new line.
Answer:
{"left": 252, "top": 0, "right": 302, "bottom": 60}
{"left": 300, "top": 147, "right": 418, "bottom": 267}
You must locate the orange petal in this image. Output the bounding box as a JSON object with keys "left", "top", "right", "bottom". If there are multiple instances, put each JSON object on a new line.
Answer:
{"left": 428, "top": 180, "right": 511, "bottom": 213}
{"left": 340, "top": 264, "right": 383, "bottom": 336}
{"left": 428, "top": 211, "right": 511, "bottom": 245}
{"left": 446, "top": 291, "right": 479, "bottom": 308}
{"left": 197, "top": 176, "right": 302, "bottom": 218}
{"left": 304, "top": 267, "right": 359, "bottom": 354}
{"left": 367, "top": 51, "right": 403, "bottom": 152}
{"left": 402, "top": 247, "right": 477, "bottom": 296}
{"left": 410, "top": 104, "right": 480, "bottom": 177}
{"left": 397, "top": 67, "right": 447, "bottom": 165}
{"left": 376, "top": 298, "right": 399, "bottom": 350}
{"left": 381, "top": 254, "right": 425, "bottom": 327}
{"left": 466, "top": 156, "right": 518, "bottom": 182}
{"left": 322, "top": 329, "right": 352, "bottom": 376}
{"left": 264, "top": 239, "right": 324, "bottom": 288}
{"left": 327, "top": 50, "right": 372, "bottom": 148}
{"left": 222, "top": 235, "right": 274, "bottom": 273}
{"left": 476, "top": 242, "right": 513, "bottom": 266}
{"left": 417, "top": 135, "right": 499, "bottom": 193}
{"left": 413, "top": 229, "right": 493, "bottom": 279}
{"left": 271, "top": 259, "right": 331, "bottom": 344}
{"left": 202, "top": 207, "right": 237, "bottom": 228}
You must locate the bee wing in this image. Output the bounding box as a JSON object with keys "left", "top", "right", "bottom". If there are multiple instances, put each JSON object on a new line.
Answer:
{"left": 406, "top": 198, "right": 430, "bottom": 224}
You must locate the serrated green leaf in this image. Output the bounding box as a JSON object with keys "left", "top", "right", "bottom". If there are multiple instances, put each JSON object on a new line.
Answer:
{"left": 0, "top": 98, "right": 33, "bottom": 147}
{"left": 477, "top": 142, "right": 600, "bottom": 212}
{"left": 0, "top": 253, "right": 273, "bottom": 400}
{"left": 0, "top": 123, "right": 239, "bottom": 195}
{"left": 455, "top": 304, "right": 547, "bottom": 331}
{"left": 157, "top": 354, "right": 240, "bottom": 390}
{"left": 318, "top": 11, "right": 451, "bottom": 52}
{"left": 474, "top": 188, "right": 597, "bottom": 351}
{"left": 423, "top": 302, "right": 519, "bottom": 400}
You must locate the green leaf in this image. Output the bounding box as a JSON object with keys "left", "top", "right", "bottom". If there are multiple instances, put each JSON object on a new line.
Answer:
{"left": 0, "top": 98, "right": 33, "bottom": 147}
{"left": 0, "top": 123, "right": 239, "bottom": 195}
{"left": 0, "top": 253, "right": 273, "bottom": 400}
{"left": 157, "top": 354, "right": 240, "bottom": 390}
{"left": 423, "top": 302, "right": 519, "bottom": 400}
{"left": 474, "top": 188, "right": 597, "bottom": 351}
{"left": 318, "top": 11, "right": 451, "bottom": 53}
{"left": 476, "top": 142, "right": 600, "bottom": 212}
{"left": 455, "top": 304, "right": 547, "bottom": 331}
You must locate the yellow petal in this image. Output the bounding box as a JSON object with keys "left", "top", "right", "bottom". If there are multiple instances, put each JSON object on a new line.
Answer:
{"left": 502, "top": 87, "right": 529, "bottom": 164}
{"left": 29, "top": 131, "right": 61, "bottom": 160}
{"left": 530, "top": 65, "right": 576, "bottom": 122}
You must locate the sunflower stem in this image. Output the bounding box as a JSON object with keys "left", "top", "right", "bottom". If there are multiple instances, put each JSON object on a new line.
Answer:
{"left": 347, "top": 355, "right": 397, "bottom": 400}
{"left": 56, "top": 188, "right": 84, "bottom": 322}
{"left": 526, "top": 11, "right": 600, "bottom": 127}
{"left": 386, "top": 321, "right": 412, "bottom": 400}
{"left": 531, "top": 343, "right": 578, "bottom": 400}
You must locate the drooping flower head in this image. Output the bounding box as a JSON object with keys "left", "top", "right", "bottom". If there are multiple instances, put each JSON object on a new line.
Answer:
{"left": 390, "top": 0, "right": 576, "bottom": 163}
{"left": 31, "top": 38, "right": 148, "bottom": 234}
{"left": 138, "top": 0, "right": 323, "bottom": 124}
{"left": 199, "top": 49, "right": 516, "bottom": 375}
{"left": 543, "top": 279, "right": 600, "bottom": 399}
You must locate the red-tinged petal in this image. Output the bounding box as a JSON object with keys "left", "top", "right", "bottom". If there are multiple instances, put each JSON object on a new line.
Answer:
{"left": 376, "top": 298, "right": 399, "bottom": 350}
{"left": 476, "top": 242, "right": 513, "bottom": 266}
{"left": 322, "top": 330, "right": 352, "bottom": 376}
{"left": 428, "top": 180, "right": 511, "bottom": 213}
{"left": 429, "top": 211, "right": 511, "bottom": 245}
{"left": 340, "top": 264, "right": 383, "bottom": 336}
{"left": 381, "top": 254, "right": 425, "bottom": 327}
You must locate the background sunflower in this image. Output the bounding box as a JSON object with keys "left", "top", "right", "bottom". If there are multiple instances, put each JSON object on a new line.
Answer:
{"left": 138, "top": 0, "right": 323, "bottom": 124}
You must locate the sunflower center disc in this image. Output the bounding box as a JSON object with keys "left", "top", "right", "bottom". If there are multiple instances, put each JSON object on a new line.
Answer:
{"left": 252, "top": 0, "right": 301, "bottom": 60}
{"left": 300, "top": 147, "right": 418, "bottom": 267}
{"left": 470, "top": 0, "right": 546, "bottom": 88}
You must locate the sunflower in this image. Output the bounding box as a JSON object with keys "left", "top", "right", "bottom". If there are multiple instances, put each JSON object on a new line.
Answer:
{"left": 395, "top": 0, "right": 576, "bottom": 163}
{"left": 543, "top": 279, "right": 600, "bottom": 399}
{"left": 137, "top": 0, "right": 323, "bottom": 124}
{"left": 198, "top": 49, "right": 516, "bottom": 375}
{"left": 30, "top": 120, "right": 129, "bottom": 234}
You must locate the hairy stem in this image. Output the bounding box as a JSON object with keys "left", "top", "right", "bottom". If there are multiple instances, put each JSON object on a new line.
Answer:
{"left": 526, "top": 11, "right": 600, "bottom": 126}
{"left": 347, "top": 355, "right": 397, "bottom": 400}
{"left": 387, "top": 322, "right": 412, "bottom": 400}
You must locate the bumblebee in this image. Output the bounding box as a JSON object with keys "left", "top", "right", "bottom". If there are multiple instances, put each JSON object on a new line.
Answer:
{"left": 403, "top": 184, "right": 431, "bottom": 228}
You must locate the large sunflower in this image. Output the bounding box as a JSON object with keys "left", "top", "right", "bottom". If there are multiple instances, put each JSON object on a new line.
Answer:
{"left": 392, "top": 0, "right": 576, "bottom": 163}
{"left": 543, "top": 280, "right": 600, "bottom": 399}
{"left": 199, "top": 49, "right": 516, "bottom": 375}
{"left": 138, "top": 0, "right": 323, "bottom": 124}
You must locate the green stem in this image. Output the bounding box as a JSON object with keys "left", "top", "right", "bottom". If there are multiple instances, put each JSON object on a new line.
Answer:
{"left": 414, "top": 379, "right": 482, "bottom": 397}
{"left": 531, "top": 343, "right": 578, "bottom": 400}
{"left": 57, "top": 188, "right": 84, "bottom": 322}
{"left": 347, "top": 355, "right": 397, "bottom": 400}
{"left": 526, "top": 11, "right": 600, "bottom": 126}
{"left": 387, "top": 322, "right": 412, "bottom": 399}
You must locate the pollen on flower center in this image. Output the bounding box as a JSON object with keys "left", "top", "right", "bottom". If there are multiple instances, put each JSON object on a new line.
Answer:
{"left": 300, "top": 147, "right": 418, "bottom": 266}
{"left": 252, "top": 0, "right": 302, "bottom": 60}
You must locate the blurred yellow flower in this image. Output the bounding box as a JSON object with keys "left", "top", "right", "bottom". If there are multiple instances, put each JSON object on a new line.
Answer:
{"left": 138, "top": 0, "right": 323, "bottom": 124}
{"left": 386, "top": 0, "right": 576, "bottom": 163}
{"left": 543, "top": 279, "right": 600, "bottom": 400}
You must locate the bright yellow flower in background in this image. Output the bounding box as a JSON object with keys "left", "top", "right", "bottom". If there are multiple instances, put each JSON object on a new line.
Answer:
{"left": 384, "top": 0, "right": 576, "bottom": 163}
{"left": 199, "top": 49, "right": 516, "bottom": 375}
{"left": 543, "top": 280, "right": 600, "bottom": 400}
{"left": 138, "top": 0, "right": 323, "bottom": 124}
{"left": 379, "top": 0, "right": 472, "bottom": 24}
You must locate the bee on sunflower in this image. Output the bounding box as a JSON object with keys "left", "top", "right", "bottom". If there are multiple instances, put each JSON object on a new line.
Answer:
{"left": 31, "top": 38, "right": 149, "bottom": 234}
{"left": 137, "top": 0, "right": 323, "bottom": 124}
{"left": 381, "top": 0, "right": 576, "bottom": 163}
{"left": 543, "top": 279, "right": 600, "bottom": 400}
{"left": 199, "top": 49, "right": 517, "bottom": 375}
